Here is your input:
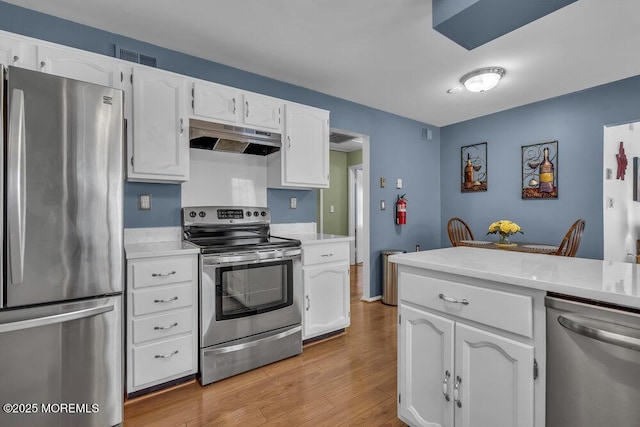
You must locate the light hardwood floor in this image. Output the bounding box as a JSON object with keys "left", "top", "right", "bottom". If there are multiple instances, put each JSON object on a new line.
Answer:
{"left": 124, "top": 265, "right": 406, "bottom": 426}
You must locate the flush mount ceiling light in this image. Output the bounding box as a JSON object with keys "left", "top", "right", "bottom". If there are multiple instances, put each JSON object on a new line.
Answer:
{"left": 460, "top": 67, "right": 506, "bottom": 93}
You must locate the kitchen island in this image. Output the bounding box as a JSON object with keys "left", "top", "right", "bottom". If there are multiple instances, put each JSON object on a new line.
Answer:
{"left": 389, "top": 247, "right": 640, "bottom": 427}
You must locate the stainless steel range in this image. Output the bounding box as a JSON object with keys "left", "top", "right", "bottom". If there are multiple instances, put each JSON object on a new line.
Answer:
{"left": 183, "top": 206, "right": 302, "bottom": 385}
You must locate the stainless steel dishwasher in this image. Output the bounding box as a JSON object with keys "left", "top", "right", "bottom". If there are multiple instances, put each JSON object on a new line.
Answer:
{"left": 546, "top": 294, "right": 640, "bottom": 427}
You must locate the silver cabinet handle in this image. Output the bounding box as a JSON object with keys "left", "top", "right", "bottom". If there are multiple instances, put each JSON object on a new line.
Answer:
{"left": 558, "top": 314, "right": 640, "bottom": 352}
{"left": 442, "top": 370, "right": 451, "bottom": 401}
{"left": 287, "top": 135, "right": 291, "bottom": 150}
{"left": 12, "top": 55, "right": 19, "bottom": 63}
{"left": 154, "top": 296, "right": 179, "bottom": 303}
{"left": 7, "top": 89, "right": 26, "bottom": 285}
{"left": 154, "top": 350, "right": 179, "bottom": 359}
{"left": 232, "top": 97, "right": 236, "bottom": 114}
{"left": 154, "top": 322, "right": 178, "bottom": 331}
{"left": 179, "top": 118, "right": 184, "bottom": 136}
{"left": 306, "top": 295, "right": 311, "bottom": 311}
{"left": 454, "top": 375, "right": 462, "bottom": 408}
{"left": 40, "top": 60, "right": 46, "bottom": 68}
{"left": 320, "top": 253, "right": 334, "bottom": 257}
{"left": 245, "top": 101, "right": 249, "bottom": 117}
{"left": 152, "top": 270, "right": 176, "bottom": 277}
{"left": 439, "top": 293, "right": 469, "bottom": 305}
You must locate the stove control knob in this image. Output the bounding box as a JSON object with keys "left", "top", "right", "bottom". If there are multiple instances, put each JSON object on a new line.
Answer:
{"left": 253, "top": 211, "right": 259, "bottom": 217}
{"left": 199, "top": 211, "right": 206, "bottom": 218}
{"left": 246, "top": 211, "right": 252, "bottom": 217}
{"left": 189, "top": 211, "right": 197, "bottom": 218}
{"left": 261, "top": 211, "right": 267, "bottom": 217}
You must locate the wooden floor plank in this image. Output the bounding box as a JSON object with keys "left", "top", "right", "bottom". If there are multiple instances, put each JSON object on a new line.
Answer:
{"left": 124, "top": 265, "right": 407, "bottom": 426}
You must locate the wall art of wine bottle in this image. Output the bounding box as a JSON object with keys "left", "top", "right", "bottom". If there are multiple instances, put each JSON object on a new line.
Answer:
{"left": 521, "top": 140, "right": 558, "bottom": 199}
{"left": 460, "top": 142, "right": 487, "bottom": 192}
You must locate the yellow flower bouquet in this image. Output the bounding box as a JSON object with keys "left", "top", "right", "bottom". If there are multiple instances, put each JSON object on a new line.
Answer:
{"left": 487, "top": 220, "right": 523, "bottom": 245}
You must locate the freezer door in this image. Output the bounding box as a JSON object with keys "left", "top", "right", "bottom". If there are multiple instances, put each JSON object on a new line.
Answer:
{"left": 0, "top": 296, "right": 123, "bottom": 427}
{"left": 0, "top": 66, "right": 4, "bottom": 309}
{"left": 5, "top": 67, "right": 123, "bottom": 307}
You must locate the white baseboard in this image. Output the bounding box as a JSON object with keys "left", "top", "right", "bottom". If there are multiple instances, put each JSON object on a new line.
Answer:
{"left": 361, "top": 295, "right": 382, "bottom": 302}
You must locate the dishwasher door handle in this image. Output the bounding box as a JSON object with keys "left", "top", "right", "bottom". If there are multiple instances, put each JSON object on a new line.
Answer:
{"left": 558, "top": 313, "right": 640, "bottom": 352}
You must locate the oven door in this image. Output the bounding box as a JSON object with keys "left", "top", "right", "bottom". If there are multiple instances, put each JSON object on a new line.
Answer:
{"left": 201, "top": 249, "right": 301, "bottom": 348}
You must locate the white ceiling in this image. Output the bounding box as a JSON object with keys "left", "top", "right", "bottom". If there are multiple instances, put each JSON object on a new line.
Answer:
{"left": 8, "top": 0, "right": 640, "bottom": 127}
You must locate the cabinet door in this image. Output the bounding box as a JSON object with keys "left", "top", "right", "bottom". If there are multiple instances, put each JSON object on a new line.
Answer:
{"left": 283, "top": 103, "right": 330, "bottom": 188}
{"left": 302, "top": 262, "right": 350, "bottom": 339}
{"left": 36, "top": 45, "right": 120, "bottom": 87}
{"left": 454, "top": 323, "right": 534, "bottom": 427}
{"left": 0, "top": 35, "right": 33, "bottom": 69}
{"left": 130, "top": 67, "right": 189, "bottom": 182}
{"left": 398, "top": 305, "right": 454, "bottom": 427}
{"left": 192, "top": 80, "right": 241, "bottom": 124}
{"left": 243, "top": 92, "right": 282, "bottom": 131}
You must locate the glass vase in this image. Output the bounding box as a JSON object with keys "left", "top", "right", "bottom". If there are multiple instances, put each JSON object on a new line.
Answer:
{"left": 497, "top": 233, "right": 510, "bottom": 245}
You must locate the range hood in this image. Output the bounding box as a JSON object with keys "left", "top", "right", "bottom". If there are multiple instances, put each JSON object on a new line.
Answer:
{"left": 189, "top": 119, "right": 281, "bottom": 156}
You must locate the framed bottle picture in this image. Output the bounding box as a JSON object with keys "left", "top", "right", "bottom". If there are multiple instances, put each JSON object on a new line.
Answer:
{"left": 521, "top": 141, "right": 558, "bottom": 199}
{"left": 460, "top": 142, "right": 487, "bottom": 192}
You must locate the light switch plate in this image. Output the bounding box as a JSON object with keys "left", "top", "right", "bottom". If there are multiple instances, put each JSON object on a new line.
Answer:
{"left": 380, "top": 200, "right": 386, "bottom": 210}
{"left": 396, "top": 178, "right": 403, "bottom": 189}
{"left": 139, "top": 194, "right": 151, "bottom": 210}
{"left": 380, "top": 177, "right": 386, "bottom": 188}
{"left": 330, "top": 205, "right": 335, "bottom": 213}
{"left": 290, "top": 197, "right": 297, "bottom": 209}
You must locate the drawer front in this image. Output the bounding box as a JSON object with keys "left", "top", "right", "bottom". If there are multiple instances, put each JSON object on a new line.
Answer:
{"left": 303, "top": 242, "right": 350, "bottom": 266}
{"left": 132, "top": 308, "right": 193, "bottom": 344}
{"left": 131, "top": 255, "right": 194, "bottom": 289}
{"left": 132, "top": 335, "right": 194, "bottom": 387}
{"left": 401, "top": 272, "right": 533, "bottom": 338}
{"left": 133, "top": 283, "right": 193, "bottom": 316}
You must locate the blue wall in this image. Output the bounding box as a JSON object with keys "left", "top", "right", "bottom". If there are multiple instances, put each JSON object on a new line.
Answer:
{"left": 267, "top": 189, "right": 318, "bottom": 225}
{"left": 440, "top": 76, "right": 640, "bottom": 259}
{"left": 0, "top": 1, "right": 441, "bottom": 297}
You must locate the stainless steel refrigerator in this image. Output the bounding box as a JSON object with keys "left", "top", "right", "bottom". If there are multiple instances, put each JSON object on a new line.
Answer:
{"left": 0, "top": 66, "right": 123, "bottom": 427}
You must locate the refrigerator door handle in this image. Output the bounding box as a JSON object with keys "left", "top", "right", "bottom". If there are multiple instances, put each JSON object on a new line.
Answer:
{"left": 0, "top": 302, "right": 114, "bottom": 334}
{"left": 7, "top": 88, "right": 26, "bottom": 285}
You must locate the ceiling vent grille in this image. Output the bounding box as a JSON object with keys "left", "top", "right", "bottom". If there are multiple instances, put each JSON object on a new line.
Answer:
{"left": 329, "top": 132, "right": 355, "bottom": 144}
{"left": 115, "top": 45, "right": 157, "bottom": 68}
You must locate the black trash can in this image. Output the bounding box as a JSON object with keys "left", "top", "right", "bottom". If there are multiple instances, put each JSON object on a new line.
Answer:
{"left": 381, "top": 250, "right": 405, "bottom": 305}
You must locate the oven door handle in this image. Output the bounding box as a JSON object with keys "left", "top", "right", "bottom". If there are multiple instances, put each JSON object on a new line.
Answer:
{"left": 204, "top": 253, "right": 261, "bottom": 264}
{"left": 558, "top": 313, "right": 640, "bottom": 352}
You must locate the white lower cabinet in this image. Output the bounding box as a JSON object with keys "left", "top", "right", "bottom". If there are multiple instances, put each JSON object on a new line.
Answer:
{"left": 301, "top": 241, "right": 350, "bottom": 340}
{"left": 397, "top": 269, "right": 544, "bottom": 427}
{"left": 126, "top": 253, "right": 198, "bottom": 394}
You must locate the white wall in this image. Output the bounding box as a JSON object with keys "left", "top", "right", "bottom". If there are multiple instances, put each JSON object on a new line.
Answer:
{"left": 181, "top": 149, "right": 268, "bottom": 207}
{"left": 603, "top": 122, "right": 640, "bottom": 262}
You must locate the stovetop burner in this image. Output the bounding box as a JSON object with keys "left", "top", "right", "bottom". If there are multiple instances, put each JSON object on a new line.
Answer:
{"left": 182, "top": 206, "right": 301, "bottom": 254}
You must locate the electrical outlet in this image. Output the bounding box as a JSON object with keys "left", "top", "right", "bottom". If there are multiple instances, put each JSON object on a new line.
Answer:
{"left": 330, "top": 205, "right": 335, "bottom": 213}
{"left": 139, "top": 194, "right": 151, "bottom": 210}
{"left": 290, "top": 197, "right": 297, "bottom": 209}
{"left": 396, "top": 178, "right": 403, "bottom": 189}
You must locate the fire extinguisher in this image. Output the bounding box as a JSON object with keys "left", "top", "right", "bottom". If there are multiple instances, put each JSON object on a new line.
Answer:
{"left": 396, "top": 194, "right": 407, "bottom": 225}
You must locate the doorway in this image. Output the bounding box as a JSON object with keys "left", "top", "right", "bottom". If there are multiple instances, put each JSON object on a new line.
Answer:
{"left": 318, "top": 129, "right": 371, "bottom": 300}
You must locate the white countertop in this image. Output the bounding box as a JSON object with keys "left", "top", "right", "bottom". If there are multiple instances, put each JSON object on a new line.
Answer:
{"left": 125, "top": 241, "right": 200, "bottom": 259}
{"left": 389, "top": 247, "right": 640, "bottom": 310}
{"left": 274, "top": 233, "right": 354, "bottom": 245}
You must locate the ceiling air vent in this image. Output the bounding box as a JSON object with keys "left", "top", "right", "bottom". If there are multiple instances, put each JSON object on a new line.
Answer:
{"left": 115, "top": 45, "right": 157, "bottom": 68}
{"left": 329, "top": 132, "right": 355, "bottom": 144}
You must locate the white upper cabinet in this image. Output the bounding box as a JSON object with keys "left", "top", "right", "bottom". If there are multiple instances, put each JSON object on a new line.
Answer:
{"left": 268, "top": 102, "right": 329, "bottom": 188}
{"left": 36, "top": 45, "right": 120, "bottom": 87}
{"left": 192, "top": 80, "right": 242, "bottom": 124}
{"left": 0, "top": 34, "right": 34, "bottom": 69}
{"left": 242, "top": 92, "right": 283, "bottom": 131}
{"left": 129, "top": 67, "right": 189, "bottom": 182}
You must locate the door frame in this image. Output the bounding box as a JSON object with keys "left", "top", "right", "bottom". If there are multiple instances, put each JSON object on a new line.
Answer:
{"left": 348, "top": 163, "right": 363, "bottom": 264}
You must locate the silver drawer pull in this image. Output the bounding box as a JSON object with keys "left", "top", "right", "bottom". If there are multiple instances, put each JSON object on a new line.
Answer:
{"left": 152, "top": 270, "right": 176, "bottom": 277}
{"left": 154, "top": 350, "right": 179, "bottom": 359}
{"left": 154, "top": 322, "right": 178, "bottom": 331}
{"left": 439, "top": 293, "right": 469, "bottom": 305}
{"left": 320, "top": 253, "right": 334, "bottom": 257}
{"left": 154, "top": 296, "right": 178, "bottom": 303}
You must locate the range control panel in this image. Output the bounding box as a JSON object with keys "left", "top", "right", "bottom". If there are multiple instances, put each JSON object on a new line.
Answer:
{"left": 182, "top": 206, "right": 270, "bottom": 226}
